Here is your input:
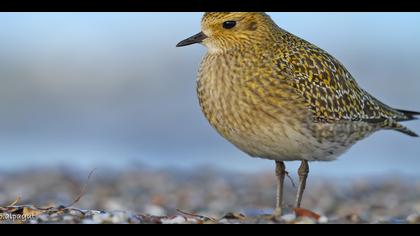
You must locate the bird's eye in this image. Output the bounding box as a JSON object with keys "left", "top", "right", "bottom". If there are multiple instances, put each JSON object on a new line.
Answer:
{"left": 222, "top": 21, "right": 237, "bottom": 29}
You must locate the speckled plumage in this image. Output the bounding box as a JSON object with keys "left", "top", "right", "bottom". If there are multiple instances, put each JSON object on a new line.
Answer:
{"left": 177, "top": 12, "right": 419, "bottom": 215}
{"left": 194, "top": 12, "right": 418, "bottom": 162}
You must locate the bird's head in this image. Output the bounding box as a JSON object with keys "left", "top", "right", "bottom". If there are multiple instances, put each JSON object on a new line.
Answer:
{"left": 177, "top": 12, "right": 276, "bottom": 53}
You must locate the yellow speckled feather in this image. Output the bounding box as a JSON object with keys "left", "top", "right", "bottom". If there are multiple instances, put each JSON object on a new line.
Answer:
{"left": 277, "top": 33, "right": 408, "bottom": 123}
{"left": 200, "top": 13, "right": 418, "bottom": 137}
{"left": 188, "top": 12, "right": 418, "bottom": 161}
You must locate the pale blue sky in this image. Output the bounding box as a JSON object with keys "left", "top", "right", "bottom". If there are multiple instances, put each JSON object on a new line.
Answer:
{"left": 0, "top": 13, "right": 419, "bottom": 176}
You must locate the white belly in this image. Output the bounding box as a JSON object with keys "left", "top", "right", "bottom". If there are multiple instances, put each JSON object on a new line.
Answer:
{"left": 224, "top": 121, "right": 371, "bottom": 162}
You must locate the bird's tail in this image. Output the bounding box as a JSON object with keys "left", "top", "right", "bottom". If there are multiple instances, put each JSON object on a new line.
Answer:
{"left": 395, "top": 109, "right": 420, "bottom": 121}
{"left": 383, "top": 119, "right": 419, "bottom": 137}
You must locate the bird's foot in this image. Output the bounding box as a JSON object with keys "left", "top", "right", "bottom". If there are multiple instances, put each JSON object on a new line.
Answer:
{"left": 270, "top": 207, "right": 284, "bottom": 221}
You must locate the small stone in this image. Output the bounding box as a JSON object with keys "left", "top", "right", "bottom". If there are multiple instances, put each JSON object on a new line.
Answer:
{"left": 222, "top": 212, "right": 246, "bottom": 220}
{"left": 67, "top": 209, "right": 84, "bottom": 218}
{"left": 217, "top": 218, "right": 230, "bottom": 224}
{"left": 110, "top": 211, "right": 129, "bottom": 224}
{"left": 407, "top": 214, "right": 420, "bottom": 223}
{"left": 82, "top": 219, "right": 97, "bottom": 224}
{"left": 318, "top": 216, "right": 329, "bottom": 224}
{"left": 185, "top": 217, "right": 200, "bottom": 224}
{"left": 294, "top": 217, "right": 317, "bottom": 224}
{"left": 345, "top": 213, "right": 363, "bottom": 223}
{"left": 63, "top": 215, "right": 75, "bottom": 222}
{"left": 144, "top": 204, "right": 166, "bottom": 217}
{"left": 280, "top": 213, "right": 296, "bottom": 222}
{"left": 128, "top": 216, "right": 142, "bottom": 224}
{"left": 49, "top": 213, "right": 62, "bottom": 219}
{"left": 92, "top": 212, "right": 112, "bottom": 223}
{"left": 160, "top": 215, "right": 187, "bottom": 224}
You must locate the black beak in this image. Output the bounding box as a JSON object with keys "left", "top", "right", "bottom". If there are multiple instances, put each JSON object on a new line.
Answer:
{"left": 176, "top": 32, "right": 208, "bottom": 47}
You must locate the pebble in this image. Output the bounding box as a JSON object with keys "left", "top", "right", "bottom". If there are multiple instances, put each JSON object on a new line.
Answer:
{"left": 1, "top": 169, "right": 419, "bottom": 224}
{"left": 318, "top": 216, "right": 329, "bottom": 224}
{"left": 82, "top": 219, "right": 97, "bottom": 224}
{"left": 280, "top": 213, "right": 296, "bottom": 222}
{"left": 92, "top": 212, "right": 112, "bottom": 223}
{"left": 160, "top": 215, "right": 187, "bottom": 224}
{"left": 144, "top": 204, "right": 166, "bottom": 217}
{"left": 63, "top": 215, "right": 75, "bottom": 222}
{"left": 294, "top": 217, "right": 317, "bottom": 224}
{"left": 110, "top": 211, "right": 130, "bottom": 224}
{"left": 407, "top": 213, "right": 420, "bottom": 223}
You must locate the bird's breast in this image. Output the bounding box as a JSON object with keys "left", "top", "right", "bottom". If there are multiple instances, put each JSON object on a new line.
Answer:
{"left": 196, "top": 53, "right": 318, "bottom": 160}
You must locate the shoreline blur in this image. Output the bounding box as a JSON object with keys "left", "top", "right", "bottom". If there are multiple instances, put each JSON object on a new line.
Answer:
{"left": 0, "top": 13, "right": 419, "bottom": 176}
{"left": 1, "top": 166, "right": 420, "bottom": 223}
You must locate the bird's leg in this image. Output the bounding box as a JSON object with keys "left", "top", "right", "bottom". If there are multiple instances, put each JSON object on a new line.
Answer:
{"left": 295, "top": 160, "right": 309, "bottom": 208}
{"left": 273, "top": 161, "right": 286, "bottom": 217}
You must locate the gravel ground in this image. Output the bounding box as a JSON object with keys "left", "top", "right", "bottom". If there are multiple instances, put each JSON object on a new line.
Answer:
{"left": 1, "top": 166, "right": 420, "bottom": 224}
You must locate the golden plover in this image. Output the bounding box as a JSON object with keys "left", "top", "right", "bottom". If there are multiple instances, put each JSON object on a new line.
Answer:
{"left": 177, "top": 12, "right": 419, "bottom": 216}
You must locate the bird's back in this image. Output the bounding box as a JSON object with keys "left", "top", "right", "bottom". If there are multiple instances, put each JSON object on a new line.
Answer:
{"left": 273, "top": 28, "right": 419, "bottom": 136}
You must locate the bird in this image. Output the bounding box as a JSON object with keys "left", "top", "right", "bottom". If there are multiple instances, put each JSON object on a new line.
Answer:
{"left": 176, "top": 12, "right": 419, "bottom": 217}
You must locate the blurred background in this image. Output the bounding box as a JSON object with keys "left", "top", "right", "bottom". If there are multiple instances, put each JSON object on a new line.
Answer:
{"left": 0, "top": 12, "right": 419, "bottom": 176}
{"left": 0, "top": 13, "right": 420, "bottom": 220}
